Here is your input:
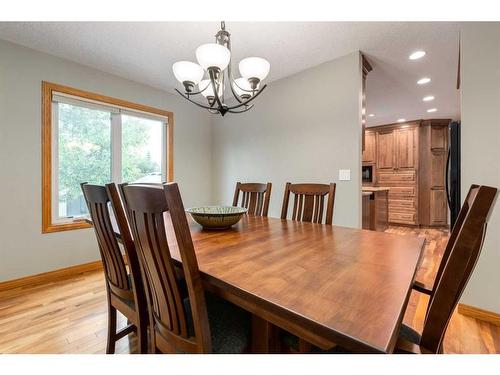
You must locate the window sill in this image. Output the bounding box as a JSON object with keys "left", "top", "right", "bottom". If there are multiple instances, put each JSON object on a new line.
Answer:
{"left": 42, "top": 220, "right": 92, "bottom": 234}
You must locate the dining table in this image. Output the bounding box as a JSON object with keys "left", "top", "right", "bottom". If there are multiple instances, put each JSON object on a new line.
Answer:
{"left": 97, "top": 210, "right": 425, "bottom": 353}
{"left": 159, "top": 213, "right": 425, "bottom": 354}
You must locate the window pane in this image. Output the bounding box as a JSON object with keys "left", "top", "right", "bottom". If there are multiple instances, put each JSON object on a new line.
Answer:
{"left": 122, "top": 114, "right": 163, "bottom": 183}
{"left": 57, "top": 103, "right": 112, "bottom": 219}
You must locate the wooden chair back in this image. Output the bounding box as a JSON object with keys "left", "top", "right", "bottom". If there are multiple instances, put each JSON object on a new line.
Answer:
{"left": 82, "top": 183, "right": 149, "bottom": 353}
{"left": 121, "top": 183, "right": 211, "bottom": 353}
{"left": 81, "top": 183, "right": 132, "bottom": 300}
{"left": 280, "top": 182, "right": 336, "bottom": 224}
{"left": 233, "top": 182, "right": 272, "bottom": 217}
{"left": 430, "top": 186, "right": 478, "bottom": 295}
{"left": 419, "top": 185, "right": 498, "bottom": 353}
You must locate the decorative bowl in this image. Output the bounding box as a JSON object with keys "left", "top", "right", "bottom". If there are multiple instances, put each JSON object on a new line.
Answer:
{"left": 186, "top": 206, "right": 247, "bottom": 229}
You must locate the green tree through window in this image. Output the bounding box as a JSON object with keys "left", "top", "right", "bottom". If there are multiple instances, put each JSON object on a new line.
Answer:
{"left": 57, "top": 103, "right": 163, "bottom": 219}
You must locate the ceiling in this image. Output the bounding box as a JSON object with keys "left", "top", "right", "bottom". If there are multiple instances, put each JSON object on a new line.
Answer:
{"left": 0, "top": 22, "right": 461, "bottom": 125}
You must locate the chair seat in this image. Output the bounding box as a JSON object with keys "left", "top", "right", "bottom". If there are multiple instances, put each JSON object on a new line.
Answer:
{"left": 281, "top": 324, "right": 421, "bottom": 353}
{"left": 184, "top": 292, "right": 251, "bottom": 353}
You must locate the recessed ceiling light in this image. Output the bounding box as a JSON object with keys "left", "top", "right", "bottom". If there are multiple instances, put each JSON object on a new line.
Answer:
{"left": 423, "top": 96, "right": 435, "bottom": 102}
{"left": 417, "top": 77, "right": 431, "bottom": 85}
{"left": 427, "top": 108, "right": 437, "bottom": 113}
{"left": 368, "top": 114, "right": 375, "bottom": 117}
{"left": 397, "top": 118, "right": 406, "bottom": 123}
{"left": 409, "top": 51, "right": 426, "bottom": 60}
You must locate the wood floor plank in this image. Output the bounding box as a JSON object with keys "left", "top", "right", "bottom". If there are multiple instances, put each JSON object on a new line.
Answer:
{"left": 0, "top": 225, "right": 498, "bottom": 353}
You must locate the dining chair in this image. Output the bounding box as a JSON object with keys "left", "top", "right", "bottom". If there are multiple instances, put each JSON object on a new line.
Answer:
{"left": 395, "top": 184, "right": 498, "bottom": 354}
{"left": 121, "top": 182, "right": 251, "bottom": 353}
{"left": 412, "top": 185, "right": 478, "bottom": 296}
{"left": 233, "top": 182, "right": 272, "bottom": 216}
{"left": 278, "top": 182, "right": 336, "bottom": 352}
{"left": 280, "top": 182, "right": 336, "bottom": 224}
{"left": 282, "top": 184, "right": 498, "bottom": 354}
{"left": 81, "top": 183, "right": 149, "bottom": 354}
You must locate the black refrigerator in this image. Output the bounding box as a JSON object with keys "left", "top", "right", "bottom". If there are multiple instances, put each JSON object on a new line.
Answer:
{"left": 446, "top": 121, "right": 461, "bottom": 228}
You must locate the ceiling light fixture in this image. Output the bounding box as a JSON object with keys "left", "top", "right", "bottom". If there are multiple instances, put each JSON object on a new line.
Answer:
{"left": 409, "top": 51, "right": 426, "bottom": 60}
{"left": 417, "top": 77, "right": 431, "bottom": 85}
{"left": 423, "top": 96, "right": 435, "bottom": 102}
{"left": 427, "top": 108, "right": 437, "bottom": 113}
{"left": 368, "top": 114, "right": 375, "bottom": 117}
{"left": 172, "top": 22, "right": 270, "bottom": 116}
{"left": 397, "top": 118, "right": 406, "bottom": 123}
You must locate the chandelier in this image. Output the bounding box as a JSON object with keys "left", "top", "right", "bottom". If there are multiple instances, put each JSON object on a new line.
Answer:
{"left": 172, "top": 22, "right": 270, "bottom": 116}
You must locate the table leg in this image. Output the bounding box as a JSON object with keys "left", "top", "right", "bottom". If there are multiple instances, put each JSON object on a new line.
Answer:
{"left": 251, "top": 315, "right": 280, "bottom": 353}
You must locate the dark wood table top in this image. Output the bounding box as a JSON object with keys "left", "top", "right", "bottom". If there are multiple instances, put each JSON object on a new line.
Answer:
{"left": 162, "top": 214, "right": 425, "bottom": 353}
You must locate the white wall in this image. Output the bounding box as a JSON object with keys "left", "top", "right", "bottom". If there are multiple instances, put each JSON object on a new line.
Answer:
{"left": 459, "top": 23, "right": 500, "bottom": 313}
{"left": 0, "top": 40, "right": 213, "bottom": 281}
{"left": 212, "top": 52, "right": 362, "bottom": 227}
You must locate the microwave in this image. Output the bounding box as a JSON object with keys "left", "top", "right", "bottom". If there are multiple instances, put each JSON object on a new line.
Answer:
{"left": 362, "top": 165, "right": 373, "bottom": 183}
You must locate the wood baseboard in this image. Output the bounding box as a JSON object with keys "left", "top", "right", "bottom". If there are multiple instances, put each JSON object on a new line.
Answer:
{"left": 0, "top": 260, "right": 103, "bottom": 292}
{"left": 458, "top": 303, "right": 500, "bottom": 326}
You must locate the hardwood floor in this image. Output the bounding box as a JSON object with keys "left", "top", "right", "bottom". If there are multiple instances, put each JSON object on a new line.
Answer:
{"left": 0, "top": 225, "right": 498, "bottom": 353}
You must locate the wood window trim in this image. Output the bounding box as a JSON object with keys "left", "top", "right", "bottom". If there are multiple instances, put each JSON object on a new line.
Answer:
{"left": 42, "top": 81, "right": 174, "bottom": 234}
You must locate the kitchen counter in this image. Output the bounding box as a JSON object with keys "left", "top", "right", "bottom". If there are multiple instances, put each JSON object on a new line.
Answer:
{"left": 362, "top": 187, "right": 389, "bottom": 231}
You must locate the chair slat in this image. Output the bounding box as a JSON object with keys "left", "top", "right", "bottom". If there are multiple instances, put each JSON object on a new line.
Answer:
{"left": 233, "top": 182, "right": 272, "bottom": 217}
{"left": 281, "top": 183, "right": 336, "bottom": 225}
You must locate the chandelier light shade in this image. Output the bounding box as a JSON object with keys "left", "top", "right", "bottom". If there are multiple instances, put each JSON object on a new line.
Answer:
{"left": 172, "top": 61, "right": 204, "bottom": 92}
{"left": 233, "top": 77, "right": 257, "bottom": 99}
{"left": 239, "top": 57, "right": 270, "bottom": 81}
{"left": 195, "top": 43, "right": 231, "bottom": 71}
{"left": 172, "top": 22, "right": 270, "bottom": 116}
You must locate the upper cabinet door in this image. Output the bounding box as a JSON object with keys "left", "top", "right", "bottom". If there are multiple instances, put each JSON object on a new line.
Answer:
{"left": 362, "top": 131, "right": 376, "bottom": 163}
{"left": 396, "top": 127, "right": 417, "bottom": 169}
{"left": 430, "top": 125, "right": 447, "bottom": 151}
{"left": 377, "top": 130, "right": 395, "bottom": 170}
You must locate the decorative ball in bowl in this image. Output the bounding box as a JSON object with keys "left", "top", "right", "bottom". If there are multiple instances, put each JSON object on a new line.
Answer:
{"left": 186, "top": 206, "right": 248, "bottom": 230}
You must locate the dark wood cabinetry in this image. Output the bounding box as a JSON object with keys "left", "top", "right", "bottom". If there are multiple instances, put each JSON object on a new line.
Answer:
{"left": 419, "top": 120, "right": 449, "bottom": 227}
{"left": 371, "top": 122, "right": 419, "bottom": 225}
{"left": 376, "top": 130, "right": 395, "bottom": 170}
{"left": 362, "top": 131, "right": 376, "bottom": 163}
{"left": 365, "top": 119, "right": 449, "bottom": 227}
{"left": 362, "top": 188, "right": 389, "bottom": 231}
{"left": 395, "top": 127, "right": 418, "bottom": 170}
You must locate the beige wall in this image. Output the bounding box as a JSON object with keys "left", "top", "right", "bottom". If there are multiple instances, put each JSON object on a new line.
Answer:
{"left": 212, "top": 52, "right": 363, "bottom": 227}
{"left": 459, "top": 23, "right": 500, "bottom": 313}
{"left": 0, "top": 40, "right": 213, "bottom": 282}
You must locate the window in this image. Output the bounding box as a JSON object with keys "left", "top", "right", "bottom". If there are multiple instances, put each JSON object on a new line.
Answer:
{"left": 42, "top": 82, "right": 173, "bottom": 233}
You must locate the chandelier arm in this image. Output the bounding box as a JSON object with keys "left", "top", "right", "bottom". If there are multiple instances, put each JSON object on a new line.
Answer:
{"left": 185, "top": 83, "right": 211, "bottom": 96}
{"left": 175, "top": 89, "right": 219, "bottom": 111}
{"left": 226, "top": 54, "right": 244, "bottom": 104}
{"left": 229, "top": 83, "right": 244, "bottom": 103}
{"left": 226, "top": 84, "right": 267, "bottom": 110}
{"left": 228, "top": 105, "right": 254, "bottom": 114}
{"left": 232, "top": 76, "right": 258, "bottom": 93}
{"left": 209, "top": 69, "right": 224, "bottom": 109}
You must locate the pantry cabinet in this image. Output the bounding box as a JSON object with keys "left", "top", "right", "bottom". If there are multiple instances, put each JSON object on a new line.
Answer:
{"left": 368, "top": 119, "right": 450, "bottom": 227}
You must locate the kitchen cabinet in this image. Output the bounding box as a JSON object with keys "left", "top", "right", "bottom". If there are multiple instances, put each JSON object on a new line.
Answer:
{"left": 362, "top": 131, "right": 376, "bottom": 163}
{"left": 395, "top": 127, "right": 418, "bottom": 169}
{"left": 376, "top": 130, "right": 395, "bottom": 170}
{"left": 373, "top": 122, "right": 419, "bottom": 225}
{"left": 362, "top": 188, "right": 389, "bottom": 231}
{"left": 419, "top": 120, "right": 450, "bottom": 227}
{"left": 367, "top": 119, "right": 450, "bottom": 227}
